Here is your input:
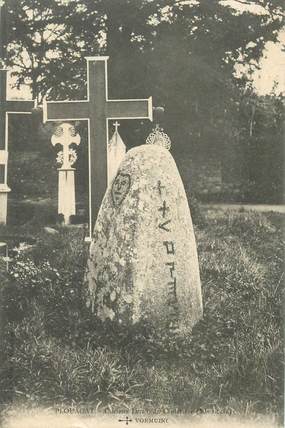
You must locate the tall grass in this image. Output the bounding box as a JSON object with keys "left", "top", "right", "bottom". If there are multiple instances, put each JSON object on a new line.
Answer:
{"left": 0, "top": 210, "right": 283, "bottom": 420}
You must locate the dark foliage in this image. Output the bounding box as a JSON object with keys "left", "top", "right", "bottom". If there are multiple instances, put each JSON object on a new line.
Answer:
{"left": 3, "top": 0, "right": 285, "bottom": 203}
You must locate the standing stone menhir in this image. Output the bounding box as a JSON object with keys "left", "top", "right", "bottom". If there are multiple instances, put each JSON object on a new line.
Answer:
{"left": 84, "top": 127, "right": 203, "bottom": 335}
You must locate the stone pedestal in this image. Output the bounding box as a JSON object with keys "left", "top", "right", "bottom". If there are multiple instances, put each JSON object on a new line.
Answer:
{"left": 58, "top": 168, "right": 75, "bottom": 224}
{"left": 0, "top": 184, "right": 11, "bottom": 224}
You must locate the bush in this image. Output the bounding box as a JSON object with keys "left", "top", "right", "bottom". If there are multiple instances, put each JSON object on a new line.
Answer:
{"left": 4, "top": 228, "right": 88, "bottom": 337}
{"left": 7, "top": 201, "right": 59, "bottom": 227}
{"left": 8, "top": 152, "right": 57, "bottom": 200}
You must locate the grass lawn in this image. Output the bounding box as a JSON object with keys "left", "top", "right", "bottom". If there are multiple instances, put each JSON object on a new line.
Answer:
{"left": 0, "top": 208, "right": 283, "bottom": 426}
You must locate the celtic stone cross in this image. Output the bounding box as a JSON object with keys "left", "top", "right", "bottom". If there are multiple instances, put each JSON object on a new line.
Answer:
{"left": 51, "top": 123, "right": 80, "bottom": 225}
{"left": 51, "top": 123, "right": 80, "bottom": 169}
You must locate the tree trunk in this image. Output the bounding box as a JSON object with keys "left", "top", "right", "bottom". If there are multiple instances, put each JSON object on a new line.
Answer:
{"left": 249, "top": 103, "right": 256, "bottom": 137}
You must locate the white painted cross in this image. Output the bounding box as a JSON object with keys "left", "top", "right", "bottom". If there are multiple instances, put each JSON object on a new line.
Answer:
{"left": 51, "top": 122, "right": 80, "bottom": 169}
{"left": 108, "top": 121, "right": 126, "bottom": 184}
{"left": 113, "top": 121, "right": 120, "bottom": 133}
{"left": 51, "top": 123, "right": 81, "bottom": 224}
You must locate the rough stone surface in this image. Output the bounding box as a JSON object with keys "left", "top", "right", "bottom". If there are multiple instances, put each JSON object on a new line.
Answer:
{"left": 84, "top": 144, "right": 203, "bottom": 335}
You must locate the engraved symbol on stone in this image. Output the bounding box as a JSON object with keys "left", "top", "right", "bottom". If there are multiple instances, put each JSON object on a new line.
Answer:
{"left": 168, "top": 277, "right": 177, "bottom": 292}
{"left": 168, "top": 277, "right": 178, "bottom": 303}
{"left": 158, "top": 200, "right": 170, "bottom": 218}
{"left": 166, "top": 261, "right": 175, "bottom": 278}
{"left": 163, "top": 241, "right": 175, "bottom": 255}
{"left": 157, "top": 180, "right": 165, "bottom": 196}
{"left": 159, "top": 219, "right": 171, "bottom": 232}
{"left": 111, "top": 172, "right": 131, "bottom": 207}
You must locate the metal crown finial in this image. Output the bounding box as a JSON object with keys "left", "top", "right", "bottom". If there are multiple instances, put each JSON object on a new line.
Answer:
{"left": 146, "top": 124, "right": 171, "bottom": 150}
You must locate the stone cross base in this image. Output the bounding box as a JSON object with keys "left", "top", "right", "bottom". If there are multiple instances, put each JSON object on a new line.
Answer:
{"left": 0, "top": 184, "right": 11, "bottom": 224}
{"left": 58, "top": 168, "right": 76, "bottom": 225}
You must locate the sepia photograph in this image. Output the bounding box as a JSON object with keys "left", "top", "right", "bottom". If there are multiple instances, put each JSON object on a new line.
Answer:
{"left": 0, "top": 1, "right": 284, "bottom": 427}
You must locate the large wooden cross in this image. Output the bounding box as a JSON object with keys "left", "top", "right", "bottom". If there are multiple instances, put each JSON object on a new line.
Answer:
{"left": 0, "top": 69, "right": 35, "bottom": 224}
{"left": 43, "top": 56, "right": 153, "bottom": 237}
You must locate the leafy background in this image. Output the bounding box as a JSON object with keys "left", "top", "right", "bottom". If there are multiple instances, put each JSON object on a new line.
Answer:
{"left": 1, "top": 0, "right": 284, "bottom": 216}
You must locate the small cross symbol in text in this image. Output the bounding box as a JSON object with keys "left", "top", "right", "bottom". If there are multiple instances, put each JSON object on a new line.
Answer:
{"left": 158, "top": 200, "right": 170, "bottom": 218}
{"left": 157, "top": 180, "right": 166, "bottom": 196}
{"left": 118, "top": 415, "right": 132, "bottom": 425}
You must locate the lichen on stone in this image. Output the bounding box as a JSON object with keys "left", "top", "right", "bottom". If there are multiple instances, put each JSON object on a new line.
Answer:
{"left": 84, "top": 144, "right": 203, "bottom": 335}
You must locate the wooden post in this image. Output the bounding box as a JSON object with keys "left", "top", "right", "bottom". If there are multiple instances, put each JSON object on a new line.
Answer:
{"left": 0, "top": 70, "right": 35, "bottom": 224}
